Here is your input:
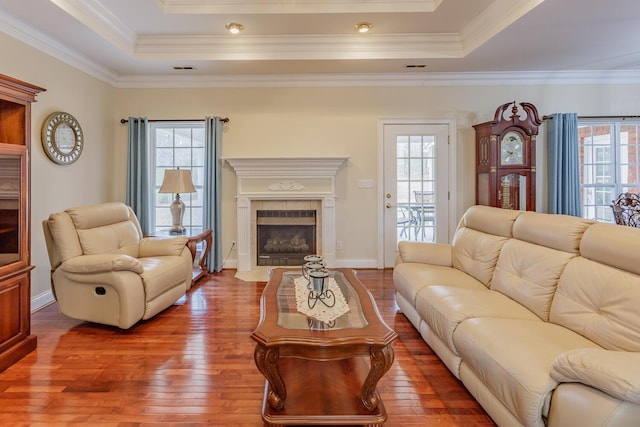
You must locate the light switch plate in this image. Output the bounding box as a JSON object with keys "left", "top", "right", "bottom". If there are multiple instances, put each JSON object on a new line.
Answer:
{"left": 358, "top": 179, "right": 374, "bottom": 188}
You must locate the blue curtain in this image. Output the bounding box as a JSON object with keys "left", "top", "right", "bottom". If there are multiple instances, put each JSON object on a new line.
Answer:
{"left": 547, "top": 113, "right": 581, "bottom": 216}
{"left": 126, "top": 117, "right": 150, "bottom": 233}
{"left": 204, "top": 117, "right": 223, "bottom": 272}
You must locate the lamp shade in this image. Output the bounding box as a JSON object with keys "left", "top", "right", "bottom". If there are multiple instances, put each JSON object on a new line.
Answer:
{"left": 159, "top": 169, "right": 196, "bottom": 194}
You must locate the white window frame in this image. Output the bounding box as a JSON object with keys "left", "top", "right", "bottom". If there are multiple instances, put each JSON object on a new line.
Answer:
{"left": 579, "top": 120, "right": 640, "bottom": 222}
{"left": 150, "top": 121, "right": 205, "bottom": 235}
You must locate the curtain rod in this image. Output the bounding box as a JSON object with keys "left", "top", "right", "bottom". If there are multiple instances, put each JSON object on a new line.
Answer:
{"left": 120, "top": 117, "right": 229, "bottom": 124}
{"left": 543, "top": 115, "right": 640, "bottom": 120}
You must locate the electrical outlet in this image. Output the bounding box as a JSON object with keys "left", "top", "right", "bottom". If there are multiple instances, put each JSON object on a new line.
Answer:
{"left": 336, "top": 240, "right": 343, "bottom": 250}
{"left": 231, "top": 240, "right": 236, "bottom": 249}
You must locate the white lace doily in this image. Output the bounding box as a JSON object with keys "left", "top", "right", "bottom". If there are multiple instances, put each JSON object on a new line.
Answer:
{"left": 293, "top": 276, "right": 349, "bottom": 323}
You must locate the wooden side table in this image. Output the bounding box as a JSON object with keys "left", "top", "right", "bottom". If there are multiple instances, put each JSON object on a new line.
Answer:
{"left": 186, "top": 228, "right": 212, "bottom": 282}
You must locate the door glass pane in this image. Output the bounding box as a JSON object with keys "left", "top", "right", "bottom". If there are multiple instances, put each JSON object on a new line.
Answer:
{"left": 396, "top": 134, "right": 436, "bottom": 242}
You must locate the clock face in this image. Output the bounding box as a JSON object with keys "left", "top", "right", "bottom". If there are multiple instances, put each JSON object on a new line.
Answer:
{"left": 41, "top": 112, "right": 84, "bottom": 165}
{"left": 500, "top": 131, "right": 524, "bottom": 165}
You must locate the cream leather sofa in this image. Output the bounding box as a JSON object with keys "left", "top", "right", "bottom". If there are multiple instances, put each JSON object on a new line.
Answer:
{"left": 43, "top": 202, "right": 193, "bottom": 329}
{"left": 394, "top": 205, "right": 640, "bottom": 427}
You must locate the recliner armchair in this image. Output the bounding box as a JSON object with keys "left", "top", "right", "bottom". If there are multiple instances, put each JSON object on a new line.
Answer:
{"left": 42, "top": 202, "right": 193, "bottom": 329}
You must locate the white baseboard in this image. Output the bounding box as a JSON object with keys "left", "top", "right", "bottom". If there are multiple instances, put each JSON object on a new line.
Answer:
{"left": 222, "top": 258, "right": 237, "bottom": 269}
{"left": 31, "top": 290, "right": 55, "bottom": 313}
{"left": 334, "top": 259, "right": 379, "bottom": 269}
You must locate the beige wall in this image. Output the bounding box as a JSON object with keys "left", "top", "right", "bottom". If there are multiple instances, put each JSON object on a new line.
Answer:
{"left": 2, "top": 31, "right": 640, "bottom": 307}
{"left": 0, "top": 33, "right": 115, "bottom": 303}
{"left": 114, "top": 84, "right": 640, "bottom": 268}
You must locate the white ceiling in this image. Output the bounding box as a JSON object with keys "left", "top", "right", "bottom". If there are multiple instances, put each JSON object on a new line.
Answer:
{"left": 1, "top": 0, "right": 639, "bottom": 87}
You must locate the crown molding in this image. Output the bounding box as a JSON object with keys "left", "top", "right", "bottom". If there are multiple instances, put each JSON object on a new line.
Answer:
{"left": 156, "top": 0, "right": 444, "bottom": 14}
{"left": 50, "top": 0, "right": 136, "bottom": 54}
{"left": 0, "top": 9, "right": 119, "bottom": 85}
{"left": 1, "top": 5, "right": 638, "bottom": 89}
{"left": 135, "top": 33, "right": 463, "bottom": 61}
{"left": 462, "top": 0, "right": 545, "bottom": 55}
{"left": 114, "top": 70, "right": 640, "bottom": 88}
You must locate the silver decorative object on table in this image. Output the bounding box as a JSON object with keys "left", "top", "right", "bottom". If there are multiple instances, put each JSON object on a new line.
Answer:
{"left": 302, "top": 261, "right": 325, "bottom": 282}
{"left": 308, "top": 270, "right": 335, "bottom": 309}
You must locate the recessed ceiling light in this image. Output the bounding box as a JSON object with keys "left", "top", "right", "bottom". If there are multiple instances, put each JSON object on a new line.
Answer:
{"left": 355, "top": 23, "right": 372, "bottom": 33}
{"left": 225, "top": 22, "right": 244, "bottom": 34}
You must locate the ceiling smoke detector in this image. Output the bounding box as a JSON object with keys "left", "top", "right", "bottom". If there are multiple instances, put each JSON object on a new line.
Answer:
{"left": 225, "top": 22, "right": 244, "bottom": 34}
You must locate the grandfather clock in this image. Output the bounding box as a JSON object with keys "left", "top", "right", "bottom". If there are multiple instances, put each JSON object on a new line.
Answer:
{"left": 473, "top": 101, "right": 541, "bottom": 211}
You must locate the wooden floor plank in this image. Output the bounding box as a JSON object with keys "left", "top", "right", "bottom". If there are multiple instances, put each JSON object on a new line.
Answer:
{"left": 0, "top": 269, "right": 495, "bottom": 426}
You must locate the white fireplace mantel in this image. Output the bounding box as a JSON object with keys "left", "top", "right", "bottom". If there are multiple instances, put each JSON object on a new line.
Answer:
{"left": 225, "top": 157, "right": 348, "bottom": 271}
{"left": 225, "top": 157, "right": 348, "bottom": 177}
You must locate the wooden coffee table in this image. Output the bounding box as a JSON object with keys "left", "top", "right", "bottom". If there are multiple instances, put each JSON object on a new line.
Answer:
{"left": 251, "top": 268, "right": 397, "bottom": 426}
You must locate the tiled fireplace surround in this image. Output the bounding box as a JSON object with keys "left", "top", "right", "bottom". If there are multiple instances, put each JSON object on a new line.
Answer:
{"left": 225, "top": 157, "right": 348, "bottom": 272}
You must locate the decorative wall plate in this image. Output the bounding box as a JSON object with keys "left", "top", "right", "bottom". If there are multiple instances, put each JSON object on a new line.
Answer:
{"left": 41, "top": 111, "right": 84, "bottom": 165}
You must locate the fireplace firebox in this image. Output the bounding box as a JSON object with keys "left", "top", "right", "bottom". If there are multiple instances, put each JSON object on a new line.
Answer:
{"left": 257, "top": 210, "right": 316, "bottom": 266}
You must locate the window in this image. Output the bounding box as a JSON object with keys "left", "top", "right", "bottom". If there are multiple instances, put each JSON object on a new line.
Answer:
{"left": 579, "top": 120, "right": 640, "bottom": 222}
{"left": 151, "top": 122, "right": 205, "bottom": 235}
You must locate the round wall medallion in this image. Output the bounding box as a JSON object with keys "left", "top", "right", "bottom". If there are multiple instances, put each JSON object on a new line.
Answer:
{"left": 41, "top": 111, "right": 84, "bottom": 165}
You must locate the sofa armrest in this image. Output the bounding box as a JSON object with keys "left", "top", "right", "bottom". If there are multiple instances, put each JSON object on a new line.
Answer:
{"left": 60, "top": 254, "right": 144, "bottom": 274}
{"left": 139, "top": 236, "right": 188, "bottom": 257}
{"left": 551, "top": 348, "right": 640, "bottom": 405}
{"left": 397, "top": 241, "right": 452, "bottom": 266}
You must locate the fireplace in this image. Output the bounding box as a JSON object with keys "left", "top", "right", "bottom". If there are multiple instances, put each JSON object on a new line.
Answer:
{"left": 256, "top": 209, "right": 316, "bottom": 266}
{"left": 225, "top": 157, "right": 348, "bottom": 272}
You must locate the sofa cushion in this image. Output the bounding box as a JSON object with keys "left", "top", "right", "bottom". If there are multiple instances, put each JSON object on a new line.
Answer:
{"left": 67, "top": 202, "right": 143, "bottom": 257}
{"left": 551, "top": 349, "right": 640, "bottom": 405}
{"left": 460, "top": 205, "right": 520, "bottom": 238}
{"left": 61, "top": 254, "right": 144, "bottom": 274}
{"left": 491, "top": 239, "right": 575, "bottom": 321}
{"left": 393, "top": 263, "right": 486, "bottom": 308}
{"left": 550, "top": 256, "right": 640, "bottom": 351}
{"left": 46, "top": 211, "right": 84, "bottom": 264}
{"left": 139, "top": 236, "right": 188, "bottom": 257}
{"left": 397, "top": 241, "right": 452, "bottom": 266}
{"left": 139, "top": 256, "right": 189, "bottom": 301}
{"left": 66, "top": 201, "right": 132, "bottom": 230}
{"left": 416, "top": 286, "right": 540, "bottom": 356}
{"left": 452, "top": 227, "right": 508, "bottom": 287}
{"left": 76, "top": 221, "right": 141, "bottom": 257}
{"left": 450, "top": 206, "right": 519, "bottom": 286}
{"left": 580, "top": 222, "right": 640, "bottom": 276}
{"left": 454, "top": 317, "right": 601, "bottom": 427}
{"left": 512, "top": 211, "right": 592, "bottom": 254}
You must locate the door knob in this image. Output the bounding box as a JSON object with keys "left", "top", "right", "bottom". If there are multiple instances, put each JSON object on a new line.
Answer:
{"left": 386, "top": 202, "right": 392, "bottom": 208}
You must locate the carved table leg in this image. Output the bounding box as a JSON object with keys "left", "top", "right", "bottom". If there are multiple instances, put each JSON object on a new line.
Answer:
{"left": 254, "top": 344, "right": 286, "bottom": 410}
{"left": 361, "top": 344, "right": 395, "bottom": 411}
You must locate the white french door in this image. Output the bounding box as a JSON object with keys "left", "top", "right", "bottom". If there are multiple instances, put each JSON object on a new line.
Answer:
{"left": 380, "top": 121, "right": 452, "bottom": 267}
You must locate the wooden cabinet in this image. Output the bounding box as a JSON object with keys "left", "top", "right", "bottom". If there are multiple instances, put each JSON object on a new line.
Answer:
{"left": 473, "top": 102, "right": 541, "bottom": 211}
{"left": 0, "top": 74, "right": 45, "bottom": 371}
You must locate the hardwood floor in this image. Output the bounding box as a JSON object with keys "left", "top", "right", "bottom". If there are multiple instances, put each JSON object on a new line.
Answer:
{"left": 0, "top": 269, "right": 496, "bottom": 426}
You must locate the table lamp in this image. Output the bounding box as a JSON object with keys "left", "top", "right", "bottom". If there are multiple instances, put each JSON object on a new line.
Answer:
{"left": 159, "top": 168, "right": 196, "bottom": 234}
